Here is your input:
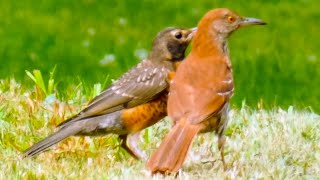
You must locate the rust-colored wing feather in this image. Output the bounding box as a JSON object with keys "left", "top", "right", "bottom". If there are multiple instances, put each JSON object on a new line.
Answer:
{"left": 168, "top": 55, "right": 233, "bottom": 124}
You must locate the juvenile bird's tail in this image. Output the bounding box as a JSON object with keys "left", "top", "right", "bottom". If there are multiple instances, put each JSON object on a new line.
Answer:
{"left": 23, "top": 111, "right": 123, "bottom": 158}
{"left": 147, "top": 118, "right": 203, "bottom": 173}
{"left": 23, "top": 123, "right": 83, "bottom": 158}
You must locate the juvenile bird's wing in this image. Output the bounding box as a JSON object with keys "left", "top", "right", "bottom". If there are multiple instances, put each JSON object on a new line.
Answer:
{"left": 59, "top": 60, "right": 170, "bottom": 127}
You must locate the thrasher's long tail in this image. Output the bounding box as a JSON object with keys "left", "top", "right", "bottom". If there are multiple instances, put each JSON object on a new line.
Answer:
{"left": 147, "top": 118, "right": 203, "bottom": 173}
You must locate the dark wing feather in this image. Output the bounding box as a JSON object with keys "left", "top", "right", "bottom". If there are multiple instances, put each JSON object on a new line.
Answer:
{"left": 58, "top": 60, "right": 170, "bottom": 127}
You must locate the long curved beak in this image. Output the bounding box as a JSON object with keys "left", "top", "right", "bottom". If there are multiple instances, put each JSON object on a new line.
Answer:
{"left": 239, "top": 17, "right": 267, "bottom": 26}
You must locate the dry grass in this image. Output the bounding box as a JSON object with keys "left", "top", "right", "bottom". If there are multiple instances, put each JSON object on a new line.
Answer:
{"left": 1, "top": 79, "right": 319, "bottom": 179}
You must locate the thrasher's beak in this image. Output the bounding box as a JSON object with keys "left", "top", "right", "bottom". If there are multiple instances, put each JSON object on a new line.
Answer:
{"left": 239, "top": 17, "right": 267, "bottom": 26}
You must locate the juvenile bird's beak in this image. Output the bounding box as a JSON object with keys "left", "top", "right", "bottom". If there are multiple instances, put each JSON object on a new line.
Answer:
{"left": 239, "top": 17, "right": 266, "bottom": 26}
{"left": 187, "top": 27, "right": 197, "bottom": 40}
{"left": 190, "top": 27, "right": 198, "bottom": 33}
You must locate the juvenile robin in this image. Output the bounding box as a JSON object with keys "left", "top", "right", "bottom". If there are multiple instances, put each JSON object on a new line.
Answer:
{"left": 23, "top": 27, "right": 195, "bottom": 160}
{"left": 147, "top": 8, "right": 266, "bottom": 173}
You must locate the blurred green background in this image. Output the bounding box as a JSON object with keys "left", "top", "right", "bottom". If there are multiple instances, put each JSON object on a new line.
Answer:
{"left": 0, "top": 0, "right": 319, "bottom": 112}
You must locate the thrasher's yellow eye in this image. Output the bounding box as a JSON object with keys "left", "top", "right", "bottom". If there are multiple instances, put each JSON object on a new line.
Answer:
{"left": 227, "top": 16, "right": 236, "bottom": 23}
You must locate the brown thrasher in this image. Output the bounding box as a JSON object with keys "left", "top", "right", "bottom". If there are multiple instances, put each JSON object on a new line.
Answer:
{"left": 23, "top": 27, "right": 195, "bottom": 160}
{"left": 147, "top": 8, "right": 266, "bottom": 173}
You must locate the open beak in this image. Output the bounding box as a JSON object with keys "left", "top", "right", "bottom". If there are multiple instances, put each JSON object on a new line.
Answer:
{"left": 239, "top": 17, "right": 266, "bottom": 26}
{"left": 186, "top": 27, "right": 197, "bottom": 41}
{"left": 190, "top": 27, "right": 198, "bottom": 33}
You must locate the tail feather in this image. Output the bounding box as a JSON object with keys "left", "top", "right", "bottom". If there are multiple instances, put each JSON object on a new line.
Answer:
{"left": 23, "top": 111, "right": 123, "bottom": 158}
{"left": 147, "top": 119, "right": 202, "bottom": 173}
{"left": 23, "top": 124, "right": 83, "bottom": 158}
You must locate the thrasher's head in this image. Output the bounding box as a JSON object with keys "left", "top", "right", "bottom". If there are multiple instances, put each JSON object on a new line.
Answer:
{"left": 198, "top": 8, "right": 266, "bottom": 38}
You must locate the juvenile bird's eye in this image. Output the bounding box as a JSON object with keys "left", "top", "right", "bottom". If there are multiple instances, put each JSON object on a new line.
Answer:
{"left": 227, "top": 16, "right": 236, "bottom": 23}
{"left": 175, "top": 32, "right": 182, "bottom": 39}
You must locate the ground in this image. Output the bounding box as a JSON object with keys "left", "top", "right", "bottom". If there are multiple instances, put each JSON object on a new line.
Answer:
{"left": 0, "top": 80, "right": 319, "bottom": 179}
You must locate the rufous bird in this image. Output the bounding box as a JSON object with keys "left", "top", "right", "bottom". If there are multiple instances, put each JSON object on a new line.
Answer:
{"left": 147, "top": 8, "right": 266, "bottom": 173}
{"left": 23, "top": 27, "right": 195, "bottom": 160}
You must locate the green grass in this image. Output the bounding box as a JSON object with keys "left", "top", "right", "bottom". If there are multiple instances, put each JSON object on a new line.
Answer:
{"left": 0, "top": 0, "right": 319, "bottom": 111}
{"left": 0, "top": 79, "right": 319, "bottom": 179}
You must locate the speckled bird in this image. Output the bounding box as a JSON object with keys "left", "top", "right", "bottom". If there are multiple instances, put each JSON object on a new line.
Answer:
{"left": 23, "top": 27, "right": 195, "bottom": 160}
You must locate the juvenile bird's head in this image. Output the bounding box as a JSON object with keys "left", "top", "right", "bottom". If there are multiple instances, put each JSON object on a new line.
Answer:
{"left": 149, "top": 27, "right": 196, "bottom": 62}
{"left": 193, "top": 8, "right": 266, "bottom": 56}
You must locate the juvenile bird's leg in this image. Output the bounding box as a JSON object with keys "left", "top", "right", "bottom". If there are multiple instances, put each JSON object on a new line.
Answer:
{"left": 119, "top": 132, "right": 147, "bottom": 160}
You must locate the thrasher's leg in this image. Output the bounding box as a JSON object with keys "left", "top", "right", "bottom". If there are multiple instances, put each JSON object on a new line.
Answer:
{"left": 218, "top": 135, "right": 226, "bottom": 169}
